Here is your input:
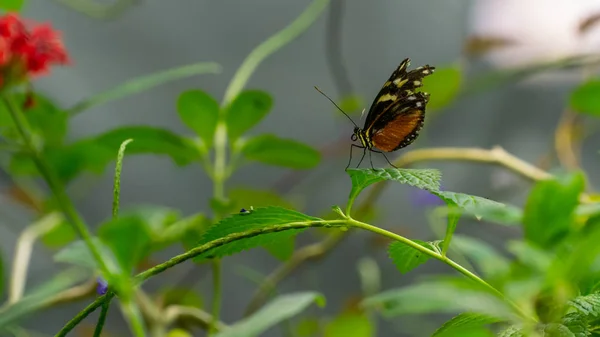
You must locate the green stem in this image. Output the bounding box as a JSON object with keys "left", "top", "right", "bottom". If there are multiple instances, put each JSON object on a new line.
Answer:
{"left": 2, "top": 95, "right": 111, "bottom": 278}
{"left": 212, "top": 122, "right": 227, "bottom": 201}
{"left": 57, "top": 220, "right": 347, "bottom": 336}
{"left": 113, "top": 139, "right": 133, "bottom": 219}
{"left": 346, "top": 217, "right": 536, "bottom": 323}
{"left": 92, "top": 300, "right": 110, "bottom": 337}
{"left": 209, "top": 260, "right": 222, "bottom": 336}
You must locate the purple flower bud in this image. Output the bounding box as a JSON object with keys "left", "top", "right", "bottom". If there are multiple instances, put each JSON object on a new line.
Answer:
{"left": 96, "top": 277, "right": 108, "bottom": 295}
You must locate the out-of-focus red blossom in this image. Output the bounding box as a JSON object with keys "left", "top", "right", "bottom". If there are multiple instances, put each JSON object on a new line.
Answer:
{"left": 0, "top": 13, "right": 69, "bottom": 90}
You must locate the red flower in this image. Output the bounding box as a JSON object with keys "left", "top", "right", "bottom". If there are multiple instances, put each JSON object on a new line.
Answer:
{"left": 0, "top": 13, "right": 69, "bottom": 89}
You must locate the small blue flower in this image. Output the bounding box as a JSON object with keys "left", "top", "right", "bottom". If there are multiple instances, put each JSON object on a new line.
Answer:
{"left": 96, "top": 277, "right": 108, "bottom": 295}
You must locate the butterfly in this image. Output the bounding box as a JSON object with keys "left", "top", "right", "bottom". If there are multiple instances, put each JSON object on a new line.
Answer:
{"left": 317, "top": 58, "right": 435, "bottom": 169}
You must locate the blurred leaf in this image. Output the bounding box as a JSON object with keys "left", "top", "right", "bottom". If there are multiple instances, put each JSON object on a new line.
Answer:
{"left": 181, "top": 215, "right": 213, "bottom": 253}
{"left": 67, "top": 62, "right": 221, "bottom": 115}
{"left": 362, "top": 278, "right": 515, "bottom": 320}
{"left": 387, "top": 240, "right": 436, "bottom": 274}
{"left": 294, "top": 317, "right": 321, "bottom": 337}
{"left": 119, "top": 205, "right": 180, "bottom": 241}
{"left": 423, "top": 65, "right": 462, "bottom": 111}
{"left": 228, "top": 187, "right": 297, "bottom": 260}
{"left": 324, "top": 311, "right": 373, "bottom": 337}
{"left": 346, "top": 168, "right": 441, "bottom": 205}
{"left": 570, "top": 79, "right": 600, "bottom": 116}
{"left": 195, "top": 207, "right": 324, "bottom": 260}
{"left": 0, "top": 268, "right": 87, "bottom": 329}
{"left": 506, "top": 241, "right": 553, "bottom": 272}
{"left": 158, "top": 213, "right": 209, "bottom": 250}
{"left": 214, "top": 292, "right": 325, "bottom": 337}
{"left": 432, "top": 313, "right": 500, "bottom": 337}
{"left": 0, "top": 250, "right": 4, "bottom": 299}
{"left": 19, "top": 93, "right": 68, "bottom": 147}
{"left": 94, "top": 126, "right": 202, "bottom": 166}
{"left": 41, "top": 220, "right": 76, "bottom": 248}
{"left": 225, "top": 90, "right": 273, "bottom": 141}
{"left": 338, "top": 94, "right": 364, "bottom": 115}
{"left": 167, "top": 329, "right": 193, "bottom": 337}
{"left": 240, "top": 134, "right": 320, "bottom": 169}
{"left": 98, "top": 216, "right": 152, "bottom": 275}
{"left": 523, "top": 172, "right": 585, "bottom": 249}
{"left": 433, "top": 191, "right": 509, "bottom": 220}
{"left": 451, "top": 235, "right": 510, "bottom": 279}
{"left": 177, "top": 90, "right": 219, "bottom": 147}
{"left": 262, "top": 235, "right": 295, "bottom": 261}
{"left": 158, "top": 287, "right": 204, "bottom": 309}
{"left": 0, "top": 0, "right": 25, "bottom": 11}
{"left": 54, "top": 237, "right": 120, "bottom": 273}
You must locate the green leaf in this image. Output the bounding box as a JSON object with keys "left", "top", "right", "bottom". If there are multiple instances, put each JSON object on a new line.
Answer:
{"left": 158, "top": 287, "right": 204, "bottom": 309}
{"left": 240, "top": 134, "right": 320, "bottom": 169}
{"left": 195, "top": 206, "right": 325, "bottom": 260}
{"left": 294, "top": 317, "right": 321, "bottom": 337}
{"left": 93, "top": 126, "right": 202, "bottom": 166}
{"left": 53, "top": 238, "right": 121, "bottom": 275}
{"left": 432, "top": 313, "right": 501, "bottom": 337}
{"left": 451, "top": 235, "right": 510, "bottom": 279}
{"left": 346, "top": 168, "right": 441, "bottom": 205}
{"left": 387, "top": 240, "right": 436, "bottom": 274}
{"left": 41, "top": 220, "right": 77, "bottom": 248}
{"left": 228, "top": 187, "right": 298, "bottom": 260}
{"left": 98, "top": 215, "right": 152, "bottom": 275}
{"left": 118, "top": 205, "right": 180, "bottom": 242}
{"left": 562, "top": 312, "right": 589, "bottom": 337}
{"left": 432, "top": 191, "right": 512, "bottom": 255}
{"left": 156, "top": 213, "right": 208, "bottom": 250}
{"left": 568, "top": 293, "right": 600, "bottom": 318}
{"left": 498, "top": 325, "right": 523, "bottom": 337}
{"left": 324, "top": 311, "right": 373, "bottom": 337}
{"left": 21, "top": 93, "right": 68, "bottom": 147}
{"left": 338, "top": 94, "right": 364, "bottom": 115}
{"left": 523, "top": 172, "right": 585, "bottom": 248}
{"left": 67, "top": 62, "right": 221, "bottom": 115}
{"left": 570, "top": 79, "right": 600, "bottom": 116}
{"left": 214, "top": 292, "right": 325, "bottom": 337}
{"left": 362, "top": 278, "right": 514, "bottom": 320}
{"left": 177, "top": 90, "right": 219, "bottom": 147}
{"left": 225, "top": 90, "right": 273, "bottom": 141}
{"left": 0, "top": 268, "right": 87, "bottom": 329}
{"left": 0, "top": 0, "right": 25, "bottom": 11}
{"left": 423, "top": 65, "right": 462, "bottom": 111}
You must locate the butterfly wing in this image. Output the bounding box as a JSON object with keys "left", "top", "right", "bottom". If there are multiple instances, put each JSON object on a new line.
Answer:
{"left": 363, "top": 59, "right": 435, "bottom": 152}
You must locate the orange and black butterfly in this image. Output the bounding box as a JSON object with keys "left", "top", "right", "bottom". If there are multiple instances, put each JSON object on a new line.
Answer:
{"left": 317, "top": 58, "right": 435, "bottom": 169}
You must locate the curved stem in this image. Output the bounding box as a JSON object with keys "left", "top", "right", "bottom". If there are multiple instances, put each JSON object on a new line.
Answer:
{"left": 208, "top": 260, "right": 222, "bottom": 336}
{"left": 346, "top": 217, "right": 535, "bottom": 323}
{"left": 2, "top": 95, "right": 111, "bottom": 278}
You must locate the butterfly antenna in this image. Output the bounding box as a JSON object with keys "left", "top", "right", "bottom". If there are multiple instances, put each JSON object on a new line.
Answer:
{"left": 314, "top": 86, "right": 359, "bottom": 128}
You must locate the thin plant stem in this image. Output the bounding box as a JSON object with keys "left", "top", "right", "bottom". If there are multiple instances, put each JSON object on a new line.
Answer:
{"left": 2, "top": 95, "right": 111, "bottom": 278}
{"left": 93, "top": 300, "right": 110, "bottom": 337}
{"left": 209, "top": 260, "right": 222, "bottom": 336}
{"left": 113, "top": 139, "right": 133, "bottom": 219}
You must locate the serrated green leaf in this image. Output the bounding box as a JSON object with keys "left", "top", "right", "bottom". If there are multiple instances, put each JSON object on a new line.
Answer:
{"left": 0, "top": 268, "right": 87, "bottom": 329}
{"left": 423, "top": 65, "right": 462, "bottom": 111}
{"left": 195, "top": 206, "right": 325, "bottom": 260}
{"left": 570, "top": 79, "right": 600, "bottom": 116}
{"left": 346, "top": 168, "right": 441, "bottom": 205}
{"left": 568, "top": 293, "right": 600, "bottom": 318}
{"left": 0, "top": 0, "right": 25, "bottom": 11}
{"left": 93, "top": 126, "right": 202, "bottom": 166}
{"left": 387, "top": 240, "right": 435, "bottom": 274}
{"left": 177, "top": 90, "right": 219, "bottom": 147}
{"left": 214, "top": 292, "right": 325, "bottom": 337}
{"left": 562, "top": 312, "right": 590, "bottom": 337}
{"left": 451, "top": 235, "right": 510, "bottom": 279}
{"left": 228, "top": 187, "right": 297, "bottom": 260}
{"left": 240, "top": 134, "right": 320, "bottom": 169}
{"left": 324, "top": 311, "right": 373, "bottom": 337}
{"left": 432, "top": 312, "right": 501, "bottom": 337}
{"left": 540, "top": 324, "right": 576, "bottom": 337}
{"left": 67, "top": 62, "right": 221, "bottom": 115}
{"left": 98, "top": 215, "right": 152, "bottom": 275}
{"left": 226, "top": 90, "right": 273, "bottom": 141}
{"left": 362, "top": 278, "right": 514, "bottom": 320}
{"left": 523, "top": 172, "right": 585, "bottom": 248}
{"left": 498, "top": 325, "right": 523, "bottom": 337}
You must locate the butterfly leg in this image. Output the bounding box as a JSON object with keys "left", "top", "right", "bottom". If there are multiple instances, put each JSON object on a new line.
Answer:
{"left": 372, "top": 150, "right": 398, "bottom": 169}
{"left": 368, "top": 150, "right": 376, "bottom": 170}
{"left": 346, "top": 144, "right": 364, "bottom": 170}
{"left": 355, "top": 145, "right": 367, "bottom": 168}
